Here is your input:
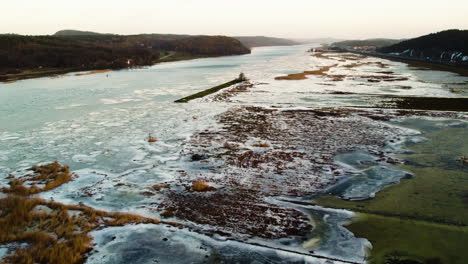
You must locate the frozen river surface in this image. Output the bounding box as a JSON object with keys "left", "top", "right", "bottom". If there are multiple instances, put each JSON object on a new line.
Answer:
{"left": 1, "top": 44, "right": 467, "bottom": 263}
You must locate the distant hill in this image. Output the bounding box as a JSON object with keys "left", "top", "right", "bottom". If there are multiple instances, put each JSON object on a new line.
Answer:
{"left": 377, "top": 29, "right": 468, "bottom": 65}
{"left": 54, "top": 30, "right": 191, "bottom": 40}
{"left": 294, "top": 38, "right": 345, "bottom": 44}
{"left": 53, "top": 30, "right": 299, "bottom": 48}
{"left": 233, "top": 36, "right": 299, "bottom": 48}
{"left": 331, "top": 38, "right": 402, "bottom": 49}
{"left": 54, "top": 29, "right": 113, "bottom": 36}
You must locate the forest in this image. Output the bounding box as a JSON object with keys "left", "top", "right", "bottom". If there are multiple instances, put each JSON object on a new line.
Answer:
{"left": 330, "top": 38, "right": 401, "bottom": 49}
{"left": 0, "top": 34, "right": 251, "bottom": 74}
{"left": 378, "top": 30, "right": 468, "bottom": 54}
{"left": 377, "top": 30, "right": 468, "bottom": 65}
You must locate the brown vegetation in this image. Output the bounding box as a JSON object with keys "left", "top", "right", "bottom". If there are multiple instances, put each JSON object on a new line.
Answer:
{"left": 152, "top": 183, "right": 170, "bottom": 191}
{"left": 252, "top": 143, "right": 271, "bottom": 148}
{"left": 275, "top": 64, "right": 338, "bottom": 80}
{"left": 0, "top": 162, "right": 160, "bottom": 264}
{"left": 2, "top": 161, "right": 74, "bottom": 196}
{"left": 147, "top": 133, "right": 158, "bottom": 143}
{"left": 75, "top": 69, "right": 111, "bottom": 76}
{"left": 192, "top": 180, "right": 216, "bottom": 192}
{"left": 311, "top": 52, "right": 330, "bottom": 59}
{"left": 162, "top": 189, "right": 311, "bottom": 239}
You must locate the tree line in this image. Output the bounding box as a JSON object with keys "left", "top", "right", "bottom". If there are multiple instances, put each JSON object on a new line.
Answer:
{"left": 0, "top": 34, "right": 250, "bottom": 73}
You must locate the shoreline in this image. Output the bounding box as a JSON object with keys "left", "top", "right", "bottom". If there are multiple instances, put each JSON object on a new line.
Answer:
{"left": 347, "top": 50, "right": 468, "bottom": 77}
{"left": 0, "top": 54, "right": 217, "bottom": 84}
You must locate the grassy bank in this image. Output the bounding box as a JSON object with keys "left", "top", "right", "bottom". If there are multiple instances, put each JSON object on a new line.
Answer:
{"left": 174, "top": 78, "right": 243, "bottom": 103}
{"left": 316, "top": 165, "right": 468, "bottom": 226}
{"left": 346, "top": 214, "right": 468, "bottom": 264}
{"left": 314, "top": 122, "right": 468, "bottom": 264}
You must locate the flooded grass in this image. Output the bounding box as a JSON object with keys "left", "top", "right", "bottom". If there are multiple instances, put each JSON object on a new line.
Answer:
{"left": 275, "top": 64, "right": 338, "bottom": 80}
{"left": 343, "top": 62, "right": 388, "bottom": 69}
{"left": 157, "top": 106, "right": 417, "bottom": 241}
{"left": 0, "top": 162, "right": 160, "bottom": 264}
{"left": 2, "top": 161, "right": 74, "bottom": 196}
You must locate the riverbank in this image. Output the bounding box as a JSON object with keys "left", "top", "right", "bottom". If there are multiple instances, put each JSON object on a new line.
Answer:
{"left": 0, "top": 53, "right": 210, "bottom": 84}
{"left": 347, "top": 50, "right": 468, "bottom": 77}
{"left": 0, "top": 34, "right": 251, "bottom": 84}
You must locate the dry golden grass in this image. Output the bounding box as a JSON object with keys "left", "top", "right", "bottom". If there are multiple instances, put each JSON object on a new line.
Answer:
{"left": 0, "top": 162, "right": 160, "bottom": 264}
{"left": 311, "top": 52, "right": 330, "bottom": 59}
{"left": 152, "top": 183, "right": 170, "bottom": 191}
{"left": 2, "top": 161, "right": 74, "bottom": 196}
{"left": 343, "top": 61, "right": 389, "bottom": 69}
{"left": 275, "top": 65, "right": 338, "bottom": 81}
{"left": 192, "top": 180, "right": 216, "bottom": 192}
{"left": 253, "top": 143, "right": 270, "bottom": 148}
{"left": 0, "top": 196, "right": 93, "bottom": 264}
{"left": 275, "top": 73, "right": 308, "bottom": 80}
{"left": 148, "top": 136, "right": 158, "bottom": 143}
{"left": 75, "top": 69, "right": 111, "bottom": 76}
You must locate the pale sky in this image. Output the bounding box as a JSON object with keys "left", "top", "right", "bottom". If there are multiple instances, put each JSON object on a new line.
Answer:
{"left": 2, "top": 0, "right": 468, "bottom": 39}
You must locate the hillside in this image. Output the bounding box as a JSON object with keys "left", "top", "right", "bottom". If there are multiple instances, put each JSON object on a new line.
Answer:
{"left": 233, "top": 36, "right": 299, "bottom": 48}
{"left": 331, "top": 38, "right": 401, "bottom": 49}
{"left": 294, "top": 38, "right": 345, "bottom": 44}
{"left": 54, "top": 30, "right": 191, "bottom": 40}
{"left": 0, "top": 33, "right": 250, "bottom": 78}
{"left": 173, "top": 36, "right": 250, "bottom": 55}
{"left": 377, "top": 29, "right": 468, "bottom": 65}
{"left": 54, "top": 29, "right": 113, "bottom": 36}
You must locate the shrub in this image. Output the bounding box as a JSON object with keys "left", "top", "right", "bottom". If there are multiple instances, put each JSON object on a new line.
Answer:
{"left": 192, "top": 180, "right": 216, "bottom": 192}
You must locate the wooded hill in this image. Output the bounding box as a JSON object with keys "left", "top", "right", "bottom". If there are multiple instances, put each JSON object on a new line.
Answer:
{"left": 331, "top": 38, "right": 402, "bottom": 49}
{"left": 378, "top": 30, "right": 468, "bottom": 54}
{"left": 233, "top": 36, "right": 299, "bottom": 48}
{"left": 377, "top": 30, "right": 468, "bottom": 65}
{"left": 56, "top": 30, "right": 299, "bottom": 48}
{"left": 0, "top": 32, "right": 250, "bottom": 74}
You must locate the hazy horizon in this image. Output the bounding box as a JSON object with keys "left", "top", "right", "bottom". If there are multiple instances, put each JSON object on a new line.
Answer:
{"left": 2, "top": 0, "right": 468, "bottom": 40}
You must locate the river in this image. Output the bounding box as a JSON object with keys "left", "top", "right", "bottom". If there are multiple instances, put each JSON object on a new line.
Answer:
{"left": 0, "top": 44, "right": 467, "bottom": 263}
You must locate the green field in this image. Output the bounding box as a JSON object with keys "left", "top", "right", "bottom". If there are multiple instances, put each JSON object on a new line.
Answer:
{"left": 346, "top": 214, "right": 468, "bottom": 264}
